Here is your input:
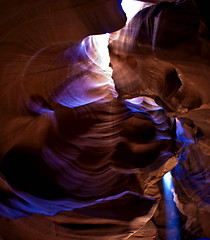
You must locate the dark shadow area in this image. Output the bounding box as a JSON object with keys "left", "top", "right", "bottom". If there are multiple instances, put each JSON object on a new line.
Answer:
{"left": 0, "top": 147, "right": 66, "bottom": 199}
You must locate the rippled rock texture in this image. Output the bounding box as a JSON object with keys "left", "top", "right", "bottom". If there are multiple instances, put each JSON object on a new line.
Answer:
{"left": 0, "top": 0, "right": 210, "bottom": 239}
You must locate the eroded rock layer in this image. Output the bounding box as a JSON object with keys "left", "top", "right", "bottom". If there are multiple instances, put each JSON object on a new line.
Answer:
{"left": 0, "top": 0, "right": 210, "bottom": 239}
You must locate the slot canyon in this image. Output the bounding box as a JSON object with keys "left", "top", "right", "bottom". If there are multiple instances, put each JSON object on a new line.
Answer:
{"left": 0, "top": 0, "right": 209, "bottom": 239}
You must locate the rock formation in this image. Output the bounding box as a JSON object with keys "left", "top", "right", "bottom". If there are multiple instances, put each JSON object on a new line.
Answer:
{"left": 0, "top": 0, "right": 209, "bottom": 239}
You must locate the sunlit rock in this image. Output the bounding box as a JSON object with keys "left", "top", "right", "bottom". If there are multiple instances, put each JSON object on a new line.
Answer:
{"left": 0, "top": 0, "right": 210, "bottom": 239}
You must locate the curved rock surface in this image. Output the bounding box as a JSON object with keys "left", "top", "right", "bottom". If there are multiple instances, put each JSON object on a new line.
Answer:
{"left": 0, "top": 0, "right": 210, "bottom": 239}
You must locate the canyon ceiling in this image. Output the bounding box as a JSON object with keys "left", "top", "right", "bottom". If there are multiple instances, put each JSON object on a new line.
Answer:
{"left": 0, "top": 0, "right": 209, "bottom": 239}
